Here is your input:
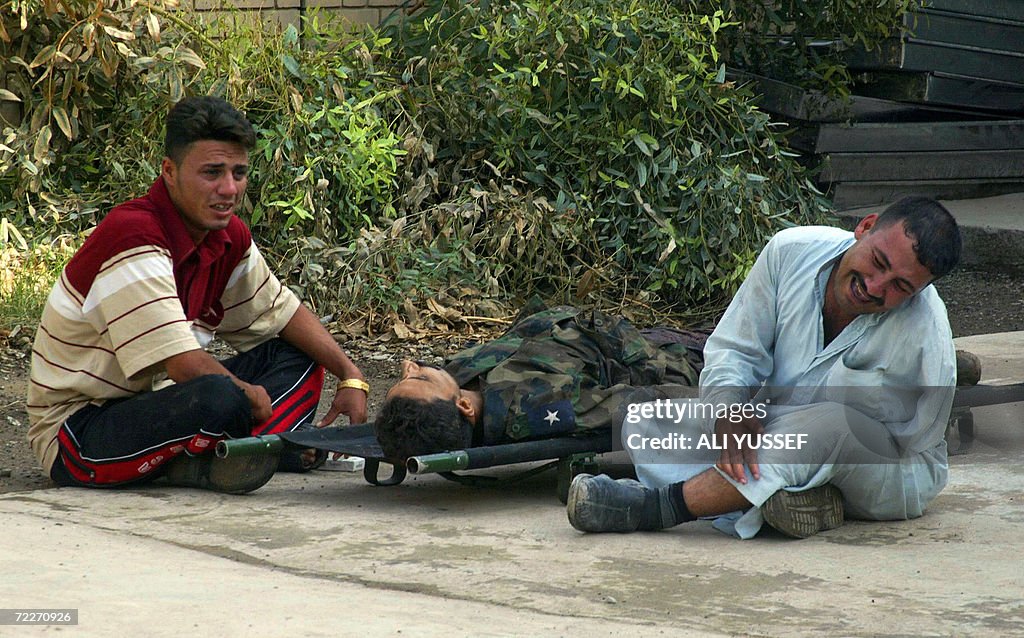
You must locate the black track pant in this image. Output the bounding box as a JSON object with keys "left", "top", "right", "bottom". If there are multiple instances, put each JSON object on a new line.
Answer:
{"left": 50, "top": 339, "right": 324, "bottom": 487}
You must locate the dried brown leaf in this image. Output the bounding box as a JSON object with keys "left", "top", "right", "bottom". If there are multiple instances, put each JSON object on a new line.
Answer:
{"left": 51, "top": 106, "right": 74, "bottom": 141}
{"left": 402, "top": 298, "right": 421, "bottom": 327}
{"left": 32, "top": 125, "right": 51, "bottom": 163}
{"left": 391, "top": 320, "right": 414, "bottom": 341}
{"left": 426, "top": 297, "right": 462, "bottom": 322}
{"left": 146, "top": 12, "right": 161, "bottom": 42}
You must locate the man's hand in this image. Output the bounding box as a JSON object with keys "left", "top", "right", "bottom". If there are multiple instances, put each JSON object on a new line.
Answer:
{"left": 318, "top": 386, "right": 368, "bottom": 427}
{"left": 240, "top": 381, "right": 273, "bottom": 423}
{"left": 280, "top": 305, "right": 368, "bottom": 427}
{"left": 715, "top": 412, "right": 764, "bottom": 484}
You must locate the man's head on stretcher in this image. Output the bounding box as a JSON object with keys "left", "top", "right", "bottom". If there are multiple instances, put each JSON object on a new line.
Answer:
{"left": 375, "top": 360, "right": 480, "bottom": 461}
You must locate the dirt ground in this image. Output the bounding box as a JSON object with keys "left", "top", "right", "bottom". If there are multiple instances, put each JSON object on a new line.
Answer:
{"left": 1, "top": 267, "right": 1021, "bottom": 495}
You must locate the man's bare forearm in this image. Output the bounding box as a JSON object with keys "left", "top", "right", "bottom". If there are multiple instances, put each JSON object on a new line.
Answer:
{"left": 279, "top": 304, "right": 365, "bottom": 382}
{"left": 164, "top": 348, "right": 237, "bottom": 383}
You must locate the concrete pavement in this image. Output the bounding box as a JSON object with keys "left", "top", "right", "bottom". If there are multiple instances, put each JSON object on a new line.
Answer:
{"left": 2, "top": 341, "right": 1024, "bottom": 637}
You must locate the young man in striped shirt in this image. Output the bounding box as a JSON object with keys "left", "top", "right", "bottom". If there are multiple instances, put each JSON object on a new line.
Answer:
{"left": 27, "top": 96, "right": 369, "bottom": 493}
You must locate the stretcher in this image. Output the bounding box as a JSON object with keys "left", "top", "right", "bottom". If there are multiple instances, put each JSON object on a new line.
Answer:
{"left": 216, "top": 382, "right": 1024, "bottom": 498}
{"left": 218, "top": 423, "right": 609, "bottom": 500}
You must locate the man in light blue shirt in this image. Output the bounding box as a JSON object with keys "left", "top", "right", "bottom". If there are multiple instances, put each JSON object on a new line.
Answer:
{"left": 568, "top": 196, "right": 961, "bottom": 539}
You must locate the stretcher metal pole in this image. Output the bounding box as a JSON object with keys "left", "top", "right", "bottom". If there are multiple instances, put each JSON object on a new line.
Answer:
{"left": 952, "top": 382, "right": 1024, "bottom": 408}
{"left": 406, "top": 432, "right": 612, "bottom": 475}
{"left": 406, "top": 451, "right": 471, "bottom": 474}
{"left": 216, "top": 434, "right": 285, "bottom": 459}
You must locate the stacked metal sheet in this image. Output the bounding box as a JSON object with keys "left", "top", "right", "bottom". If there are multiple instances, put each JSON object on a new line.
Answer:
{"left": 742, "top": 1, "right": 1024, "bottom": 208}
{"left": 849, "top": 0, "right": 1024, "bottom": 112}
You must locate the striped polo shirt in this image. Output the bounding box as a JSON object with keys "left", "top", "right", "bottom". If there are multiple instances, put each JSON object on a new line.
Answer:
{"left": 26, "top": 177, "right": 300, "bottom": 472}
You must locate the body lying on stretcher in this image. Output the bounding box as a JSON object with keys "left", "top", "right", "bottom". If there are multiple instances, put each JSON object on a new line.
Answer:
{"left": 223, "top": 303, "right": 705, "bottom": 497}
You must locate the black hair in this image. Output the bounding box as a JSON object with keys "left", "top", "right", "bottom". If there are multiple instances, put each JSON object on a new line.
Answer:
{"left": 373, "top": 396, "right": 474, "bottom": 462}
{"left": 872, "top": 196, "right": 962, "bottom": 280}
{"left": 164, "top": 96, "right": 256, "bottom": 164}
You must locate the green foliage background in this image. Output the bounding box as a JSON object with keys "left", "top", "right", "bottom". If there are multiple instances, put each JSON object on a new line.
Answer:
{"left": 0, "top": 0, "right": 913, "bottom": 328}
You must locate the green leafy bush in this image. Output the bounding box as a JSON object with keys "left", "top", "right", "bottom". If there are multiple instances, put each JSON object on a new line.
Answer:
{"left": 0, "top": 2, "right": 406, "bottom": 239}
{"left": 0, "top": 0, "right": 166, "bottom": 229}
{"left": 1, "top": 2, "right": 419, "bottom": 325}
{"left": 389, "top": 0, "right": 830, "bottom": 308}
{"left": 194, "top": 16, "right": 406, "bottom": 243}
{"left": 4, "top": 0, "right": 919, "bottom": 329}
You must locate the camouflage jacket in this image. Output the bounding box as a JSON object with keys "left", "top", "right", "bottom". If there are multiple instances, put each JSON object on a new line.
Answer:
{"left": 444, "top": 306, "right": 703, "bottom": 445}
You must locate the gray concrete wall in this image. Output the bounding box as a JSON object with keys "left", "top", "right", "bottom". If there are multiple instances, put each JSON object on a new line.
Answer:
{"left": 184, "top": 0, "right": 408, "bottom": 28}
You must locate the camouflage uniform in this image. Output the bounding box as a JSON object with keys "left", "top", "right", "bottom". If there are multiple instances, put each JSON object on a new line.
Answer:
{"left": 444, "top": 305, "right": 705, "bottom": 445}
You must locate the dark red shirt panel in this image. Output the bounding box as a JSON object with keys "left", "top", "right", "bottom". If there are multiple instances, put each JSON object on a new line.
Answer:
{"left": 62, "top": 177, "right": 252, "bottom": 327}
